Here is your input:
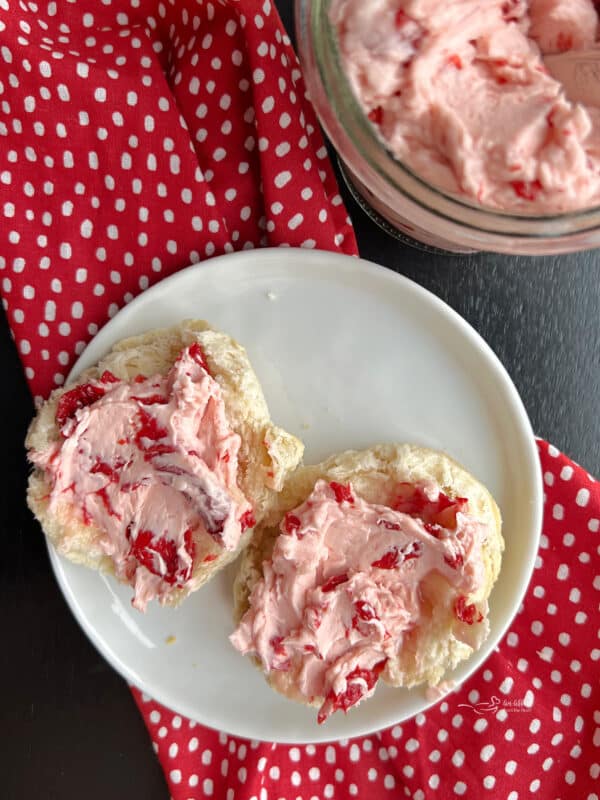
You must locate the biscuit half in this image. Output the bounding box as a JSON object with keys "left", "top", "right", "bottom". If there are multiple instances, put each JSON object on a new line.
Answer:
{"left": 26, "top": 320, "right": 304, "bottom": 605}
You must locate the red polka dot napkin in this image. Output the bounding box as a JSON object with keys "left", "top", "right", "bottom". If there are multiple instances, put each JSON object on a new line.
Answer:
{"left": 0, "top": 0, "right": 356, "bottom": 398}
{"left": 133, "top": 439, "right": 599, "bottom": 800}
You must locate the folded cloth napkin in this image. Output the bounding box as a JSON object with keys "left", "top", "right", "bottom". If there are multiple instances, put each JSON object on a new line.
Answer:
{"left": 3, "top": 3, "right": 599, "bottom": 800}
{"left": 132, "top": 438, "right": 599, "bottom": 800}
{"left": 0, "top": 0, "right": 356, "bottom": 398}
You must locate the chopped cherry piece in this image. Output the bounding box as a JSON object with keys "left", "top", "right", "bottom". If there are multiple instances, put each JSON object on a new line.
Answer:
{"left": 130, "top": 528, "right": 194, "bottom": 586}
{"left": 444, "top": 552, "right": 464, "bottom": 569}
{"left": 393, "top": 483, "right": 467, "bottom": 531}
{"left": 134, "top": 407, "right": 168, "bottom": 451}
{"left": 134, "top": 374, "right": 146, "bottom": 383}
{"left": 100, "top": 370, "right": 120, "bottom": 384}
{"left": 435, "top": 492, "right": 454, "bottom": 511}
{"left": 188, "top": 342, "right": 210, "bottom": 372}
{"left": 221, "top": 451, "right": 230, "bottom": 463}
{"left": 368, "top": 106, "right": 383, "bottom": 125}
{"left": 203, "top": 553, "right": 218, "bottom": 563}
{"left": 402, "top": 541, "right": 422, "bottom": 560}
{"left": 372, "top": 541, "right": 421, "bottom": 569}
{"left": 90, "top": 458, "right": 122, "bottom": 483}
{"left": 377, "top": 518, "right": 402, "bottom": 531}
{"left": 317, "top": 659, "right": 387, "bottom": 724}
{"left": 270, "top": 636, "right": 287, "bottom": 657}
{"left": 303, "top": 644, "right": 321, "bottom": 658}
{"left": 371, "top": 548, "right": 399, "bottom": 570}
{"left": 395, "top": 9, "right": 408, "bottom": 28}
{"left": 354, "top": 600, "right": 378, "bottom": 621}
{"left": 448, "top": 54, "right": 463, "bottom": 69}
{"left": 454, "top": 595, "right": 483, "bottom": 624}
{"left": 240, "top": 509, "right": 256, "bottom": 532}
{"left": 329, "top": 481, "right": 354, "bottom": 504}
{"left": 283, "top": 513, "right": 302, "bottom": 535}
{"left": 435, "top": 497, "right": 468, "bottom": 529}
{"left": 424, "top": 522, "right": 444, "bottom": 538}
{"left": 321, "top": 572, "right": 349, "bottom": 592}
{"left": 183, "top": 527, "right": 195, "bottom": 561}
{"left": 56, "top": 383, "right": 106, "bottom": 428}
{"left": 511, "top": 179, "right": 543, "bottom": 202}
{"left": 131, "top": 530, "right": 176, "bottom": 581}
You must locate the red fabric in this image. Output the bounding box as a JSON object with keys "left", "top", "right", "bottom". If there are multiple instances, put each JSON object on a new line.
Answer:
{"left": 0, "top": 0, "right": 356, "bottom": 398}
{"left": 133, "top": 439, "right": 600, "bottom": 799}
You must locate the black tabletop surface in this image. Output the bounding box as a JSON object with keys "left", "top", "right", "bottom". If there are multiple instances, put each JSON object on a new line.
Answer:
{"left": 4, "top": 3, "right": 600, "bottom": 798}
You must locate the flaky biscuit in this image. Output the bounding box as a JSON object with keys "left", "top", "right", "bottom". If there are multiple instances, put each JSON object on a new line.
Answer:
{"left": 26, "top": 320, "right": 304, "bottom": 605}
{"left": 233, "top": 443, "right": 503, "bottom": 706}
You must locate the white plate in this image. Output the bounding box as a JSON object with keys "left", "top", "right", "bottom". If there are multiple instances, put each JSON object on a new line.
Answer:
{"left": 49, "top": 248, "right": 542, "bottom": 743}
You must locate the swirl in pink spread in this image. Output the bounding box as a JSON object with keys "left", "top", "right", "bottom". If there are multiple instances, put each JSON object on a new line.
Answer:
{"left": 331, "top": 0, "right": 600, "bottom": 212}
{"left": 30, "top": 344, "right": 254, "bottom": 610}
{"left": 231, "top": 480, "right": 489, "bottom": 723}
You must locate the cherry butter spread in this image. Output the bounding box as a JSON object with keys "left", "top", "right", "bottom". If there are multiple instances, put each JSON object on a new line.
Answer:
{"left": 231, "top": 479, "right": 489, "bottom": 723}
{"left": 30, "top": 344, "right": 254, "bottom": 610}
{"left": 331, "top": 0, "right": 600, "bottom": 213}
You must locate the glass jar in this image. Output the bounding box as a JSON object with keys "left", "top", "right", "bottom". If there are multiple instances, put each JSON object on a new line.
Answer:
{"left": 295, "top": 0, "right": 600, "bottom": 255}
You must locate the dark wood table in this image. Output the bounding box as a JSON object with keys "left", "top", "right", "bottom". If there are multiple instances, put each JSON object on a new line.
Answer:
{"left": 4, "top": 3, "right": 599, "bottom": 798}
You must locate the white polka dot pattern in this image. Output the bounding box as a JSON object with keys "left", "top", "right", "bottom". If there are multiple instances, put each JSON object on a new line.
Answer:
{"left": 131, "top": 440, "right": 600, "bottom": 799}
{"left": 0, "top": 0, "right": 356, "bottom": 395}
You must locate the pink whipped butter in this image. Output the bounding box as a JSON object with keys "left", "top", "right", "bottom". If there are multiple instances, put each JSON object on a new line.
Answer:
{"left": 29, "top": 344, "right": 254, "bottom": 610}
{"left": 331, "top": 0, "right": 600, "bottom": 213}
{"left": 231, "top": 480, "right": 489, "bottom": 723}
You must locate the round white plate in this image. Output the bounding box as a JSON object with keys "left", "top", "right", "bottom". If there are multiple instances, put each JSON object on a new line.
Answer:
{"left": 49, "top": 248, "right": 542, "bottom": 743}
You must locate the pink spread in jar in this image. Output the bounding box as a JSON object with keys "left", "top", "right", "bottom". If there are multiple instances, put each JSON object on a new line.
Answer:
{"left": 330, "top": 0, "right": 600, "bottom": 213}
{"left": 231, "top": 479, "right": 489, "bottom": 723}
{"left": 30, "top": 344, "right": 254, "bottom": 610}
